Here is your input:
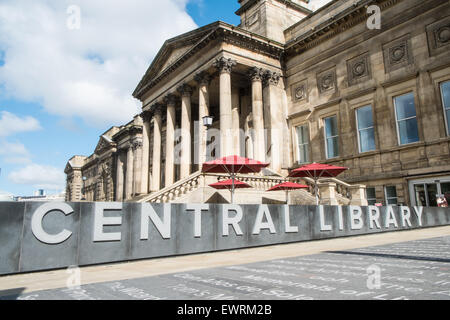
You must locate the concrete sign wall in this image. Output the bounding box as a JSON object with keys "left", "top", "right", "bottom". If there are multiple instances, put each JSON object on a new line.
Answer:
{"left": 0, "top": 202, "right": 449, "bottom": 275}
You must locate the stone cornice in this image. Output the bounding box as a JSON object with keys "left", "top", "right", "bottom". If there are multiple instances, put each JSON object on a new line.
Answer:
{"left": 284, "top": 0, "right": 401, "bottom": 57}
{"left": 112, "top": 125, "right": 143, "bottom": 143}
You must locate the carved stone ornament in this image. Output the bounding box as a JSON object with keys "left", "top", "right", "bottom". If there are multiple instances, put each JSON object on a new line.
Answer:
{"left": 132, "top": 139, "right": 143, "bottom": 150}
{"left": 177, "top": 83, "right": 193, "bottom": 97}
{"left": 164, "top": 94, "right": 177, "bottom": 106}
{"left": 213, "top": 57, "right": 236, "bottom": 74}
{"left": 382, "top": 35, "right": 413, "bottom": 73}
{"left": 347, "top": 53, "right": 371, "bottom": 86}
{"left": 292, "top": 80, "right": 308, "bottom": 102}
{"left": 427, "top": 16, "right": 450, "bottom": 56}
{"left": 194, "top": 71, "right": 211, "bottom": 86}
{"left": 248, "top": 67, "right": 264, "bottom": 82}
{"left": 263, "top": 70, "right": 281, "bottom": 86}
{"left": 317, "top": 68, "right": 336, "bottom": 94}
{"left": 246, "top": 12, "right": 259, "bottom": 27}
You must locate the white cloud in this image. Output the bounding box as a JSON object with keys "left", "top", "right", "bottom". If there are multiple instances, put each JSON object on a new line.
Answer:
{"left": 8, "top": 163, "right": 65, "bottom": 190}
{"left": 0, "top": 0, "right": 197, "bottom": 126}
{"left": 0, "top": 140, "right": 29, "bottom": 156}
{"left": 0, "top": 111, "right": 41, "bottom": 137}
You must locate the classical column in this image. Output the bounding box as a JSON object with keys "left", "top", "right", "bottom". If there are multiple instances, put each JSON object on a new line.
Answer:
{"left": 165, "top": 94, "right": 176, "bottom": 186}
{"left": 125, "top": 144, "right": 134, "bottom": 200}
{"left": 132, "top": 139, "right": 143, "bottom": 195}
{"left": 214, "top": 57, "right": 236, "bottom": 157}
{"left": 141, "top": 111, "right": 151, "bottom": 194}
{"left": 115, "top": 151, "right": 124, "bottom": 201}
{"left": 231, "top": 86, "right": 240, "bottom": 156}
{"left": 194, "top": 72, "right": 210, "bottom": 166}
{"left": 177, "top": 84, "right": 193, "bottom": 179}
{"left": 152, "top": 106, "right": 162, "bottom": 192}
{"left": 249, "top": 67, "right": 265, "bottom": 162}
{"left": 264, "top": 70, "right": 282, "bottom": 173}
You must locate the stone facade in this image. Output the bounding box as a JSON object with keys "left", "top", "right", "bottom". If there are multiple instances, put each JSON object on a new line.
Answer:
{"left": 66, "top": 0, "right": 450, "bottom": 207}
{"left": 65, "top": 116, "right": 143, "bottom": 202}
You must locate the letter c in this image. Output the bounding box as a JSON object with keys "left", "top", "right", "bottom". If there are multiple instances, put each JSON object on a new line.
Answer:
{"left": 31, "top": 203, "right": 74, "bottom": 244}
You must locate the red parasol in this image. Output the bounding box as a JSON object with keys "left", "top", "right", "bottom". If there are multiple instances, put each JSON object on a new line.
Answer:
{"left": 202, "top": 155, "right": 269, "bottom": 203}
{"left": 267, "top": 182, "right": 309, "bottom": 204}
{"left": 202, "top": 155, "right": 269, "bottom": 174}
{"left": 209, "top": 179, "right": 252, "bottom": 204}
{"left": 209, "top": 179, "right": 252, "bottom": 190}
{"left": 288, "top": 163, "right": 348, "bottom": 205}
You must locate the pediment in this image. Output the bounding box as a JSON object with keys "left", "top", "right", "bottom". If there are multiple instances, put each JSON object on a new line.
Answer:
{"left": 134, "top": 22, "right": 221, "bottom": 97}
{"left": 133, "top": 21, "right": 285, "bottom": 100}
{"left": 94, "top": 135, "right": 114, "bottom": 154}
{"left": 64, "top": 162, "right": 73, "bottom": 174}
{"left": 157, "top": 44, "right": 196, "bottom": 78}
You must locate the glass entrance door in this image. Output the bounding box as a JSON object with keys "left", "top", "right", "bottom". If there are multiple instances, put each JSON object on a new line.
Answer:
{"left": 426, "top": 184, "right": 438, "bottom": 207}
{"left": 411, "top": 178, "right": 450, "bottom": 207}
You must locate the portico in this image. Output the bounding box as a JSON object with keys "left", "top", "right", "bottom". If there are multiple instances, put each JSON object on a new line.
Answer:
{"left": 137, "top": 50, "right": 287, "bottom": 194}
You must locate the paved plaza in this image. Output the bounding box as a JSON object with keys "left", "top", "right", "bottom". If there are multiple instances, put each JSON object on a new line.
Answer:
{"left": 1, "top": 226, "right": 450, "bottom": 300}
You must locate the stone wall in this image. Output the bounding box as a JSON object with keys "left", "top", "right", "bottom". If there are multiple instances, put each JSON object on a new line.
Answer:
{"left": 286, "top": 0, "right": 450, "bottom": 205}
{"left": 1, "top": 201, "right": 449, "bottom": 275}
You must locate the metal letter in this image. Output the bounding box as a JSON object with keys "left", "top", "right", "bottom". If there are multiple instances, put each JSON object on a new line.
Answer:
{"left": 93, "top": 202, "right": 123, "bottom": 242}
{"left": 31, "top": 202, "right": 73, "bottom": 244}
{"left": 222, "top": 205, "right": 243, "bottom": 236}
{"left": 186, "top": 204, "right": 209, "bottom": 238}
{"left": 140, "top": 203, "right": 171, "bottom": 240}
{"left": 252, "top": 205, "right": 276, "bottom": 235}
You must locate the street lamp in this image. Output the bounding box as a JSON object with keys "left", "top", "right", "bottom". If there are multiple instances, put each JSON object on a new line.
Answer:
{"left": 82, "top": 176, "right": 87, "bottom": 201}
{"left": 202, "top": 115, "right": 213, "bottom": 128}
{"left": 202, "top": 115, "right": 214, "bottom": 162}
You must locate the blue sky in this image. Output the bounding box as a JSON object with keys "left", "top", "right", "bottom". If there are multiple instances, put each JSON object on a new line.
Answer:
{"left": 0, "top": 0, "right": 327, "bottom": 197}
{"left": 0, "top": 0, "right": 241, "bottom": 197}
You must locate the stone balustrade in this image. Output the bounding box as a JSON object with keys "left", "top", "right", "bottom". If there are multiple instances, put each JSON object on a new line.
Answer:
{"left": 137, "top": 171, "right": 368, "bottom": 206}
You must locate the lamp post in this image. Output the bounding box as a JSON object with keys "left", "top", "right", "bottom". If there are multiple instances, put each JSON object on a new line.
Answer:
{"left": 82, "top": 176, "right": 87, "bottom": 201}
{"left": 202, "top": 115, "right": 214, "bottom": 162}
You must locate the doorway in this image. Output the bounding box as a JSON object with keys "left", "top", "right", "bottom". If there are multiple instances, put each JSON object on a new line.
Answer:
{"left": 409, "top": 177, "right": 450, "bottom": 206}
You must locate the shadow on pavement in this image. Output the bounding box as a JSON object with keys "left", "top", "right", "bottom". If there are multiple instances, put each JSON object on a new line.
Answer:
{"left": 326, "top": 251, "right": 450, "bottom": 263}
{"left": 0, "top": 287, "right": 26, "bottom": 300}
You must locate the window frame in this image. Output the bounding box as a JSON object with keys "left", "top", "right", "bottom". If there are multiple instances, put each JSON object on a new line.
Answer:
{"left": 384, "top": 185, "right": 398, "bottom": 205}
{"left": 393, "top": 92, "right": 419, "bottom": 146}
{"left": 440, "top": 80, "right": 450, "bottom": 137}
{"left": 355, "top": 105, "right": 376, "bottom": 153}
{"left": 295, "top": 124, "right": 310, "bottom": 164}
{"left": 323, "top": 115, "right": 339, "bottom": 159}
{"left": 365, "top": 187, "right": 377, "bottom": 206}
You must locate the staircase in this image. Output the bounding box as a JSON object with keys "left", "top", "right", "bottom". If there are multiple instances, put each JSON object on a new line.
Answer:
{"left": 135, "top": 170, "right": 367, "bottom": 205}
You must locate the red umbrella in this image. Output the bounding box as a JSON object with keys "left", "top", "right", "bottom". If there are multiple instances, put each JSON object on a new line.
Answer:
{"left": 288, "top": 163, "right": 348, "bottom": 205}
{"left": 209, "top": 179, "right": 252, "bottom": 204}
{"left": 202, "top": 155, "right": 269, "bottom": 174}
{"left": 209, "top": 179, "right": 252, "bottom": 190}
{"left": 202, "top": 155, "right": 269, "bottom": 203}
{"left": 267, "top": 182, "right": 309, "bottom": 204}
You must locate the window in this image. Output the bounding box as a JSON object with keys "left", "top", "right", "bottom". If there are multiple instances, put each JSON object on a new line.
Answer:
{"left": 440, "top": 81, "right": 450, "bottom": 136}
{"left": 296, "top": 125, "right": 310, "bottom": 164}
{"left": 394, "top": 92, "right": 419, "bottom": 145}
{"left": 385, "top": 186, "right": 398, "bottom": 205}
{"left": 356, "top": 105, "right": 376, "bottom": 153}
{"left": 324, "top": 115, "right": 339, "bottom": 158}
{"left": 366, "top": 187, "right": 377, "bottom": 205}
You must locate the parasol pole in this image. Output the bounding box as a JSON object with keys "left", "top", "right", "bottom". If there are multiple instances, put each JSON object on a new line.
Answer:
{"left": 315, "top": 178, "right": 319, "bottom": 205}
{"left": 231, "top": 173, "right": 235, "bottom": 204}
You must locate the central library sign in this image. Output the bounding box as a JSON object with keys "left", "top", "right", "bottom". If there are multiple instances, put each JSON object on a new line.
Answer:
{"left": 0, "top": 202, "right": 449, "bottom": 275}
